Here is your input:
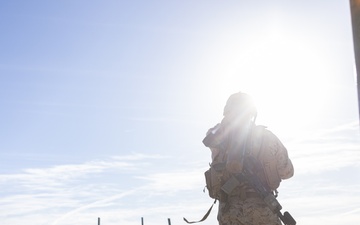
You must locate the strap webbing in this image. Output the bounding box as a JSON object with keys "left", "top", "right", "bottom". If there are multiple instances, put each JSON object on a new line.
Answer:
{"left": 183, "top": 199, "right": 217, "bottom": 224}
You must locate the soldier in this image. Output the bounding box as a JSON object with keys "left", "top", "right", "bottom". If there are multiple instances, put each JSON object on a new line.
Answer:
{"left": 205, "top": 92, "right": 294, "bottom": 225}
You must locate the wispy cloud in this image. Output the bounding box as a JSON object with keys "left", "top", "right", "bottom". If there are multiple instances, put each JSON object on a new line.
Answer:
{"left": 0, "top": 159, "right": 135, "bottom": 190}
{"left": 275, "top": 121, "right": 360, "bottom": 224}
{"left": 1, "top": 121, "right": 360, "bottom": 225}
{"left": 111, "top": 152, "right": 169, "bottom": 161}
{"left": 0, "top": 152, "right": 208, "bottom": 225}
{"left": 286, "top": 121, "right": 360, "bottom": 174}
{"left": 51, "top": 190, "right": 137, "bottom": 225}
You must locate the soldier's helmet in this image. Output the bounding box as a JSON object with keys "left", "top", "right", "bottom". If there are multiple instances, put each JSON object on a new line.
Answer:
{"left": 223, "top": 92, "right": 257, "bottom": 119}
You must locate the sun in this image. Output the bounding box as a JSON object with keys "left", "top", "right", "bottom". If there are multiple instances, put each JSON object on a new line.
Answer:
{"left": 209, "top": 29, "right": 331, "bottom": 134}
{"left": 252, "top": 40, "right": 329, "bottom": 132}
{"left": 195, "top": 23, "right": 332, "bottom": 136}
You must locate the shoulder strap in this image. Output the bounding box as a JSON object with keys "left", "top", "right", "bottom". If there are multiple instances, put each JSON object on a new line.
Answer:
{"left": 249, "top": 125, "right": 266, "bottom": 158}
{"left": 183, "top": 199, "right": 217, "bottom": 224}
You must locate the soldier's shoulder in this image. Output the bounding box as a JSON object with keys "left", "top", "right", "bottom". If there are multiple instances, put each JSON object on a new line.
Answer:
{"left": 206, "top": 123, "right": 221, "bottom": 135}
{"left": 253, "top": 124, "right": 270, "bottom": 136}
{"left": 253, "top": 124, "right": 267, "bottom": 130}
{"left": 253, "top": 125, "right": 281, "bottom": 143}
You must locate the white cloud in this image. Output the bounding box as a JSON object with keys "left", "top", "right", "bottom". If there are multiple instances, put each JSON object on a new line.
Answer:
{"left": 51, "top": 190, "right": 137, "bottom": 225}
{"left": 1, "top": 120, "right": 360, "bottom": 225}
{"left": 136, "top": 168, "right": 205, "bottom": 192}
{"left": 286, "top": 121, "right": 360, "bottom": 175}
{"left": 0, "top": 152, "right": 208, "bottom": 225}
{"left": 111, "top": 152, "right": 169, "bottom": 161}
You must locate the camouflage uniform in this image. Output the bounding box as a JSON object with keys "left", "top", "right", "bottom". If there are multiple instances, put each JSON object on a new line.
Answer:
{"left": 213, "top": 127, "right": 294, "bottom": 225}
{"left": 218, "top": 196, "right": 282, "bottom": 225}
{"left": 205, "top": 92, "right": 294, "bottom": 225}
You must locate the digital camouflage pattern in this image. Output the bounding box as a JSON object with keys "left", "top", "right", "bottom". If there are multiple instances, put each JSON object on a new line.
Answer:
{"left": 206, "top": 92, "right": 294, "bottom": 225}
{"left": 218, "top": 196, "right": 282, "bottom": 225}
{"left": 209, "top": 125, "right": 294, "bottom": 225}
{"left": 255, "top": 128, "right": 294, "bottom": 190}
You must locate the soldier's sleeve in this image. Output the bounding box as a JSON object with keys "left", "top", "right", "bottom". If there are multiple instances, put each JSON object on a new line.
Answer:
{"left": 205, "top": 124, "right": 221, "bottom": 161}
{"left": 270, "top": 132, "right": 294, "bottom": 179}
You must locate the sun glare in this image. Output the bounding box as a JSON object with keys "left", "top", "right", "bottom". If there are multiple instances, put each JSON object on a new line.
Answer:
{"left": 255, "top": 40, "right": 329, "bottom": 132}
{"left": 212, "top": 28, "right": 331, "bottom": 134}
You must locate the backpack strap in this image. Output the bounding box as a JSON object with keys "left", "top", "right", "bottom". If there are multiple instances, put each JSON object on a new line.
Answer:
{"left": 249, "top": 125, "right": 266, "bottom": 158}
{"left": 183, "top": 199, "right": 217, "bottom": 224}
{"left": 250, "top": 125, "right": 281, "bottom": 191}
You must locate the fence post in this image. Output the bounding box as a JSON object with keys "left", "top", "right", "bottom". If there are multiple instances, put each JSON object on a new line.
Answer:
{"left": 98, "top": 217, "right": 100, "bottom": 225}
{"left": 168, "top": 218, "right": 171, "bottom": 225}
{"left": 141, "top": 217, "right": 144, "bottom": 225}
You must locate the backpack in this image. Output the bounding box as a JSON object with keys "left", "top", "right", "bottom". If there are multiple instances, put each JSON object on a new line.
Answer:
{"left": 204, "top": 150, "right": 228, "bottom": 201}
{"left": 204, "top": 125, "right": 281, "bottom": 200}
{"left": 184, "top": 124, "right": 281, "bottom": 224}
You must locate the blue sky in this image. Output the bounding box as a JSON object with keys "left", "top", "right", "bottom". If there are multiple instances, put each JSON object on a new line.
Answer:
{"left": 1, "top": 1, "right": 360, "bottom": 225}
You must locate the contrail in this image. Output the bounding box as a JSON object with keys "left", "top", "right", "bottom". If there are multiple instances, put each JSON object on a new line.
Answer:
{"left": 51, "top": 189, "right": 137, "bottom": 225}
